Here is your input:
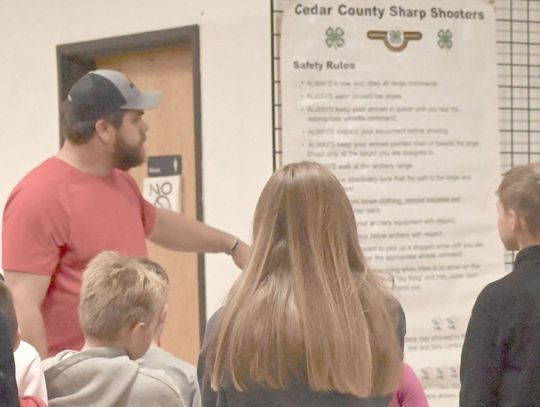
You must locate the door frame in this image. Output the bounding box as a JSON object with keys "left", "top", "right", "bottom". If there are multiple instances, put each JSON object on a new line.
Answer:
{"left": 56, "top": 26, "right": 206, "bottom": 341}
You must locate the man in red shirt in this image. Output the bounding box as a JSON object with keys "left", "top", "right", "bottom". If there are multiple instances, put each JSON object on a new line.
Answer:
{"left": 2, "top": 69, "right": 249, "bottom": 357}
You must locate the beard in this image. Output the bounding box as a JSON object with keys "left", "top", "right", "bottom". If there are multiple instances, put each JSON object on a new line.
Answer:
{"left": 112, "top": 132, "right": 145, "bottom": 170}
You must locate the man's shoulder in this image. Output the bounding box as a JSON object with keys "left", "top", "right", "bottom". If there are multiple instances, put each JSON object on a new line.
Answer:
{"left": 4, "top": 159, "right": 72, "bottom": 223}
{"left": 19, "top": 157, "right": 68, "bottom": 183}
{"left": 8, "top": 158, "right": 70, "bottom": 200}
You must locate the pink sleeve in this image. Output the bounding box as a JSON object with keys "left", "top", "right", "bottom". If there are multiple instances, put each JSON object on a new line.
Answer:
{"left": 19, "top": 396, "right": 48, "bottom": 407}
{"left": 388, "top": 363, "right": 430, "bottom": 407}
{"left": 2, "top": 182, "right": 69, "bottom": 276}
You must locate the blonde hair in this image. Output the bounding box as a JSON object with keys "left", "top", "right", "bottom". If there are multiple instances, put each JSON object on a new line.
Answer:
{"left": 209, "top": 161, "right": 402, "bottom": 397}
{"left": 498, "top": 163, "right": 540, "bottom": 234}
{"left": 79, "top": 251, "right": 169, "bottom": 341}
{"left": 136, "top": 257, "right": 170, "bottom": 286}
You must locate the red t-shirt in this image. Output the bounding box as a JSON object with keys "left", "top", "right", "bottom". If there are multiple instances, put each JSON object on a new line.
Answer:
{"left": 2, "top": 157, "right": 156, "bottom": 356}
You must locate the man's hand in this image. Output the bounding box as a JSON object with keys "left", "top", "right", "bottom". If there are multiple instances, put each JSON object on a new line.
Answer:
{"left": 149, "top": 208, "right": 251, "bottom": 268}
{"left": 231, "top": 240, "right": 251, "bottom": 270}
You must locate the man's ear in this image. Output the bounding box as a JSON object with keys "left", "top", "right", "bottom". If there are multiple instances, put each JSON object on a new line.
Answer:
{"left": 94, "top": 119, "right": 116, "bottom": 143}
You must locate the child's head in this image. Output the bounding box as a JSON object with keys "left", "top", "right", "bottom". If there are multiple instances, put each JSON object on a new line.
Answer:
{"left": 251, "top": 160, "right": 365, "bottom": 273}
{"left": 0, "top": 281, "right": 19, "bottom": 351}
{"left": 79, "top": 251, "right": 169, "bottom": 359}
{"left": 497, "top": 163, "right": 540, "bottom": 249}
{"left": 136, "top": 257, "right": 170, "bottom": 343}
{"left": 211, "top": 161, "right": 402, "bottom": 397}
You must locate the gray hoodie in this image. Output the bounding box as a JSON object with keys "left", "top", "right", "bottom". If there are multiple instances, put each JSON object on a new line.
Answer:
{"left": 43, "top": 347, "right": 184, "bottom": 407}
{"left": 139, "top": 346, "right": 201, "bottom": 407}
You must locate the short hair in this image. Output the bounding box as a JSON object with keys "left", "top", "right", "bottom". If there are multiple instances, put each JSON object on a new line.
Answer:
{"left": 60, "top": 100, "right": 127, "bottom": 145}
{"left": 79, "top": 251, "right": 168, "bottom": 341}
{"left": 498, "top": 163, "right": 540, "bottom": 234}
{"left": 0, "top": 282, "right": 18, "bottom": 346}
{"left": 136, "top": 257, "right": 170, "bottom": 286}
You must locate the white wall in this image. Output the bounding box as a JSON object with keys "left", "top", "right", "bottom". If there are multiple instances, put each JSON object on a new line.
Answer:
{"left": 0, "top": 0, "right": 273, "bottom": 317}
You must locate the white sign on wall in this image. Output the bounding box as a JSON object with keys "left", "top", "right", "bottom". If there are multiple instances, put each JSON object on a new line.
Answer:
{"left": 280, "top": 1, "right": 503, "bottom": 404}
{"left": 143, "top": 155, "right": 182, "bottom": 213}
{"left": 143, "top": 175, "right": 181, "bottom": 213}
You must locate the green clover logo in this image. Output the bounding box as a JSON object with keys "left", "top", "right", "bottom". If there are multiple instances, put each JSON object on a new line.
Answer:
{"left": 325, "top": 27, "right": 345, "bottom": 49}
{"left": 438, "top": 29, "right": 452, "bottom": 50}
{"left": 389, "top": 30, "right": 402, "bottom": 45}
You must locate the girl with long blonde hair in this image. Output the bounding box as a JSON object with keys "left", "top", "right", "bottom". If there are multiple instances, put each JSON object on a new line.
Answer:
{"left": 198, "top": 161, "right": 404, "bottom": 406}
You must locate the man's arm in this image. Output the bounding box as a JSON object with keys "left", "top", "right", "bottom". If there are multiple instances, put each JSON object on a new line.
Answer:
{"left": 148, "top": 207, "right": 250, "bottom": 269}
{"left": 4, "top": 271, "right": 50, "bottom": 358}
{"left": 459, "top": 291, "right": 502, "bottom": 407}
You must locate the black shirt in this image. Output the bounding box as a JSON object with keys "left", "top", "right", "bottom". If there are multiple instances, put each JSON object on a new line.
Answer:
{"left": 460, "top": 245, "right": 540, "bottom": 406}
{"left": 198, "top": 303, "right": 405, "bottom": 407}
{"left": 0, "top": 314, "right": 19, "bottom": 407}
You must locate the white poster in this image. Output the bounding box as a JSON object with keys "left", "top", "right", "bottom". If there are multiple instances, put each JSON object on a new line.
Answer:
{"left": 143, "top": 175, "right": 182, "bottom": 213}
{"left": 280, "top": 1, "right": 503, "bottom": 404}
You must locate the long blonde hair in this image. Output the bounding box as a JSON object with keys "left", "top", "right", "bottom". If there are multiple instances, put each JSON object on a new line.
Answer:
{"left": 210, "top": 161, "right": 402, "bottom": 397}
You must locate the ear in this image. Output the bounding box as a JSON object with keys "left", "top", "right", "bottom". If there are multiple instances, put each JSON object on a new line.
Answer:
{"left": 514, "top": 211, "right": 532, "bottom": 236}
{"left": 159, "top": 303, "right": 168, "bottom": 325}
{"left": 153, "top": 304, "right": 168, "bottom": 346}
{"left": 130, "top": 321, "right": 148, "bottom": 338}
{"left": 123, "top": 321, "right": 150, "bottom": 360}
{"left": 94, "top": 119, "right": 116, "bottom": 144}
{"left": 508, "top": 209, "right": 523, "bottom": 233}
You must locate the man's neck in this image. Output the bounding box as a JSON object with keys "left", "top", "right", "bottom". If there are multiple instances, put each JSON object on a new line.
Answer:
{"left": 57, "top": 140, "right": 114, "bottom": 176}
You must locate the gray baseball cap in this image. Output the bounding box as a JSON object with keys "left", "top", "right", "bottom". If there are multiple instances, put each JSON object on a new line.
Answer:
{"left": 67, "top": 69, "right": 163, "bottom": 122}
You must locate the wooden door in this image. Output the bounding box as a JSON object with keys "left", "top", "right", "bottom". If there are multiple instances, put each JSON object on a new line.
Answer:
{"left": 96, "top": 48, "right": 201, "bottom": 364}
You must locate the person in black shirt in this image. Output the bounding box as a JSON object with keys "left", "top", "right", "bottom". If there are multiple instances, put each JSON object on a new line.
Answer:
{"left": 460, "top": 163, "right": 540, "bottom": 406}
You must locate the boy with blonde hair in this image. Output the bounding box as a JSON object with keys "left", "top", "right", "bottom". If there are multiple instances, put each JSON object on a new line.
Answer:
{"left": 43, "top": 251, "right": 184, "bottom": 406}
{"left": 460, "top": 163, "right": 540, "bottom": 406}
